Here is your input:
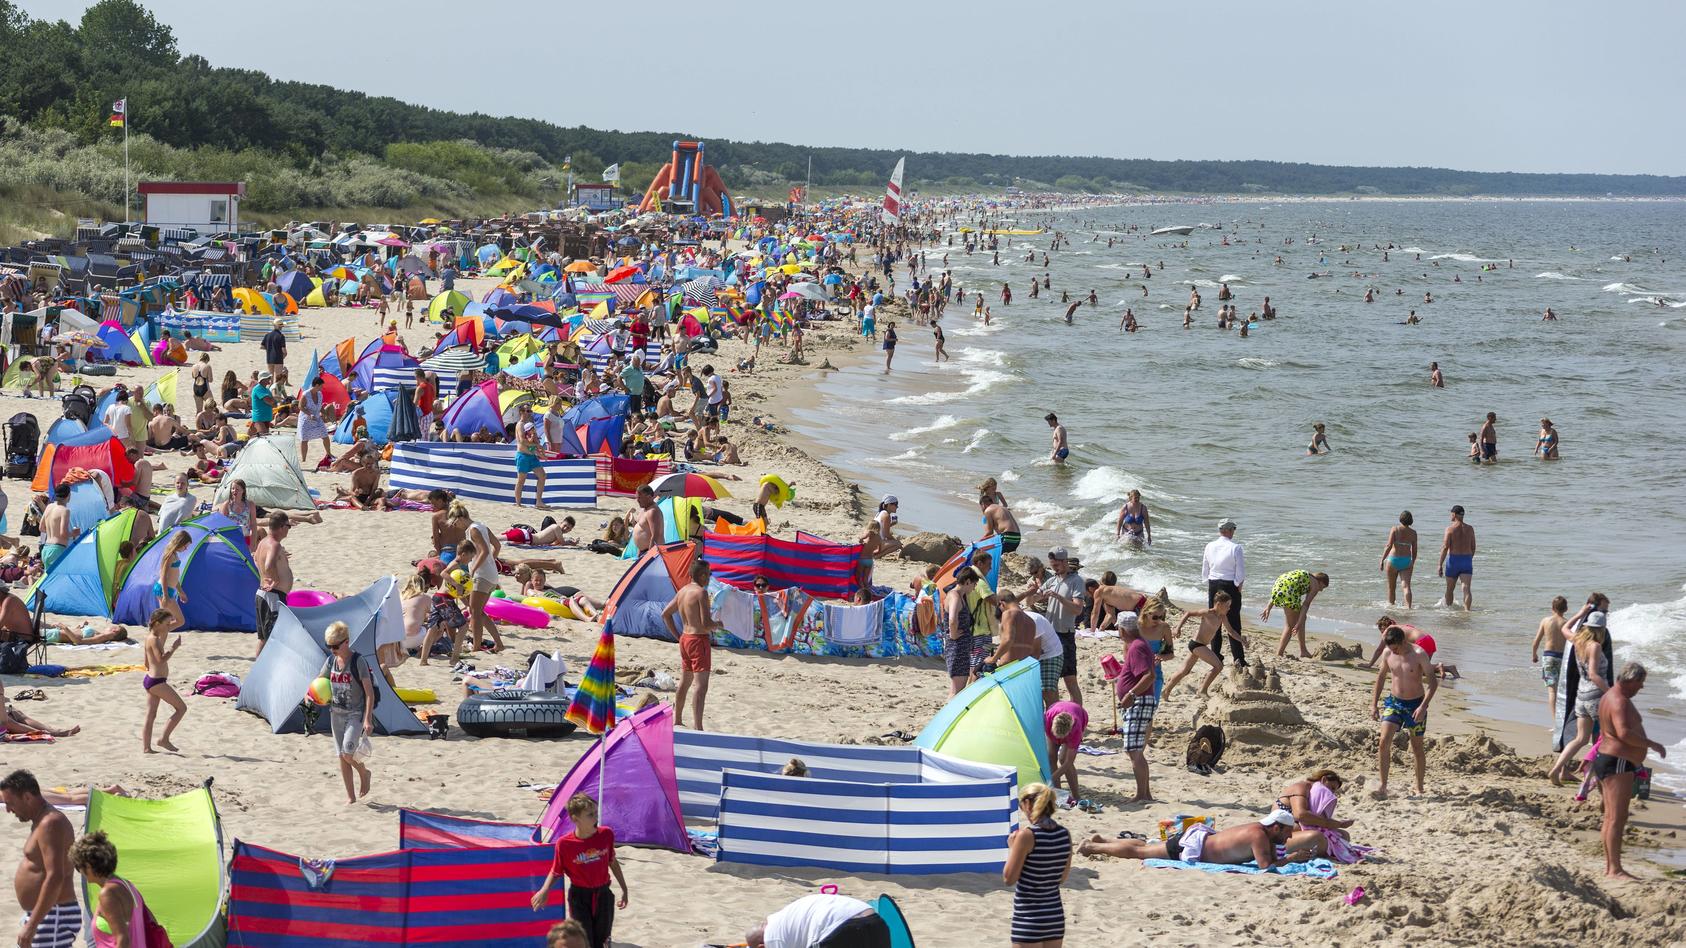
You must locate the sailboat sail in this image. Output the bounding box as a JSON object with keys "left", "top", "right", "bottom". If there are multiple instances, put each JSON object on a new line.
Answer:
{"left": 881, "top": 157, "right": 905, "bottom": 225}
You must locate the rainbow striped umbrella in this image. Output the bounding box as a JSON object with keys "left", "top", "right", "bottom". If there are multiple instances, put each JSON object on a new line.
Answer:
{"left": 565, "top": 628, "right": 617, "bottom": 735}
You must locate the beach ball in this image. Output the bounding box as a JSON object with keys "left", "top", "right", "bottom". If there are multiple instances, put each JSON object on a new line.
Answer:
{"left": 490, "top": 589, "right": 509, "bottom": 599}
{"left": 307, "top": 677, "right": 332, "bottom": 706}
{"left": 450, "top": 569, "right": 468, "bottom": 585}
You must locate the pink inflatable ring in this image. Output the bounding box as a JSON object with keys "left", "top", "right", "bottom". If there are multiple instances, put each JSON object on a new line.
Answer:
{"left": 287, "top": 589, "right": 338, "bottom": 608}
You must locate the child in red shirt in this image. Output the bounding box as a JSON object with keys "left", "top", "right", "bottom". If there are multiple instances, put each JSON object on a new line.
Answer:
{"left": 531, "top": 793, "right": 629, "bottom": 948}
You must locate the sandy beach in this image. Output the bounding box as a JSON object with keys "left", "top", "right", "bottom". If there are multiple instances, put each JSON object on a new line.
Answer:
{"left": 3, "top": 265, "right": 1684, "bottom": 948}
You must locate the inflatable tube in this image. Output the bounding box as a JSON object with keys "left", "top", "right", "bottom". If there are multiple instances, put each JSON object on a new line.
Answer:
{"left": 286, "top": 589, "right": 338, "bottom": 608}
{"left": 483, "top": 597, "right": 550, "bottom": 628}
{"left": 758, "top": 473, "right": 794, "bottom": 508}
{"left": 81, "top": 364, "right": 118, "bottom": 377}
{"left": 456, "top": 689, "right": 577, "bottom": 738}
{"left": 522, "top": 596, "right": 575, "bottom": 619}
{"left": 395, "top": 687, "right": 438, "bottom": 704}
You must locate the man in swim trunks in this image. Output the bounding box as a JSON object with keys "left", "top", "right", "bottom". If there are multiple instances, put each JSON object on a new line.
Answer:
{"left": 1477, "top": 411, "right": 1498, "bottom": 463}
{"left": 3, "top": 769, "right": 82, "bottom": 948}
{"left": 1045, "top": 413, "right": 1069, "bottom": 464}
{"left": 253, "top": 513, "right": 293, "bottom": 659}
{"left": 662, "top": 559, "right": 723, "bottom": 731}
{"left": 631, "top": 486, "right": 664, "bottom": 556}
{"left": 37, "top": 486, "right": 70, "bottom": 573}
{"left": 1531, "top": 596, "right": 1569, "bottom": 717}
{"left": 1436, "top": 505, "right": 1476, "bottom": 610}
{"left": 1371, "top": 626, "right": 1437, "bottom": 798}
{"left": 1596, "top": 662, "right": 1667, "bottom": 879}
{"left": 1079, "top": 809, "right": 1302, "bottom": 870}
{"left": 512, "top": 404, "right": 548, "bottom": 510}
{"left": 979, "top": 493, "right": 1021, "bottom": 553}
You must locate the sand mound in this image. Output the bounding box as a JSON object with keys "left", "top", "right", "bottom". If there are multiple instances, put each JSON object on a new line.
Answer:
{"left": 1194, "top": 661, "right": 1309, "bottom": 745}
{"left": 900, "top": 531, "right": 962, "bottom": 565}
{"left": 1427, "top": 732, "right": 1532, "bottom": 778}
{"left": 1317, "top": 640, "right": 1364, "bottom": 661}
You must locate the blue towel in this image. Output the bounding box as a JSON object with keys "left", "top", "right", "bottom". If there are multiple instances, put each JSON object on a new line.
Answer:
{"left": 1142, "top": 857, "right": 1337, "bottom": 879}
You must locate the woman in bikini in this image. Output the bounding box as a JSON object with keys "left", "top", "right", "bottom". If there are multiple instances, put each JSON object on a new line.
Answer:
{"left": 141, "top": 607, "right": 185, "bottom": 753}
{"left": 1114, "top": 489, "right": 1152, "bottom": 546}
{"left": 153, "top": 531, "right": 193, "bottom": 627}
{"left": 1379, "top": 510, "right": 1418, "bottom": 608}
{"left": 217, "top": 479, "right": 257, "bottom": 546}
{"left": 1162, "top": 592, "right": 1241, "bottom": 700}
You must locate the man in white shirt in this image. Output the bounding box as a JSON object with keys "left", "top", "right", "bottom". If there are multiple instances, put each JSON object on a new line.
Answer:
{"left": 1200, "top": 519, "right": 1247, "bottom": 664}
{"left": 747, "top": 893, "right": 891, "bottom": 948}
{"left": 102, "top": 387, "right": 135, "bottom": 449}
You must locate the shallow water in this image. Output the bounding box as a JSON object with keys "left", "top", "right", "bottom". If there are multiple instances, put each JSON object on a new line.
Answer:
{"left": 793, "top": 199, "right": 1686, "bottom": 782}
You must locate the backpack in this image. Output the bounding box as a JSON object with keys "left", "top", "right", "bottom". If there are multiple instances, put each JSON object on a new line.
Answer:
{"left": 1186, "top": 724, "right": 1226, "bottom": 775}
{"left": 0, "top": 640, "right": 31, "bottom": 675}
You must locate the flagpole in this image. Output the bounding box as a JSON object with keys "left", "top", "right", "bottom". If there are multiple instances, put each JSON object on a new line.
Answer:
{"left": 122, "top": 97, "right": 130, "bottom": 221}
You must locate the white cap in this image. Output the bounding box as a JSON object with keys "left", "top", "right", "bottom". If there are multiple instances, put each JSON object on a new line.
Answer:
{"left": 880, "top": 494, "right": 899, "bottom": 507}
{"left": 1259, "top": 809, "right": 1295, "bottom": 828}
{"left": 1586, "top": 611, "right": 1608, "bottom": 628}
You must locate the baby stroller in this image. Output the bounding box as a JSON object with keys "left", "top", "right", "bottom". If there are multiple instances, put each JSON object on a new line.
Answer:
{"left": 60, "top": 385, "right": 97, "bottom": 426}
{"left": 4, "top": 412, "right": 38, "bottom": 480}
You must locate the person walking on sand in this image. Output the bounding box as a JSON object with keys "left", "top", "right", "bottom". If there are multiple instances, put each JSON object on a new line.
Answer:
{"left": 882, "top": 321, "right": 897, "bottom": 372}
{"left": 1031, "top": 548, "right": 1086, "bottom": 706}
{"left": 463, "top": 519, "right": 506, "bottom": 654}
{"left": 1595, "top": 662, "right": 1667, "bottom": 879}
{"left": 1371, "top": 625, "right": 1437, "bottom": 798}
{"left": 141, "top": 608, "right": 186, "bottom": 754}
{"left": 1548, "top": 612, "right": 1613, "bottom": 785}
{"left": 1477, "top": 411, "right": 1498, "bottom": 463}
{"left": 1532, "top": 596, "right": 1570, "bottom": 717}
{"left": 1263, "top": 569, "right": 1329, "bottom": 659}
{"left": 297, "top": 375, "right": 333, "bottom": 466}
{"left": 1200, "top": 519, "right": 1246, "bottom": 664}
{"left": 531, "top": 793, "right": 629, "bottom": 948}
{"left": 1045, "top": 413, "right": 1069, "bottom": 464}
{"left": 1379, "top": 511, "right": 1417, "bottom": 608}
{"left": 1436, "top": 505, "right": 1476, "bottom": 610}
{"left": 1163, "top": 592, "right": 1242, "bottom": 699}
{"left": 1003, "top": 783, "right": 1072, "bottom": 948}
{"left": 3, "top": 769, "right": 82, "bottom": 948}
{"left": 663, "top": 559, "right": 723, "bottom": 730}
{"left": 321, "top": 620, "right": 375, "bottom": 804}
{"left": 253, "top": 512, "right": 293, "bottom": 658}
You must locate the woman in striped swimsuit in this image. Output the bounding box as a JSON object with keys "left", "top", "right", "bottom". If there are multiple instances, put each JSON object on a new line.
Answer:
{"left": 1003, "top": 783, "right": 1072, "bottom": 947}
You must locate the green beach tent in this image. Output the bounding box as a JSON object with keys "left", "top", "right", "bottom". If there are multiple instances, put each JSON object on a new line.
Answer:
{"left": 425, "top": 289, "right": 470, "bottom": 321}
{"left": 82, "top": 784, "right": 228, "bottom": 947}
{"left": 25, "top": 507, "right": 142, "bottom": 617}
{"left": 914, "top": 657, "right": 1051, "bottom": 786}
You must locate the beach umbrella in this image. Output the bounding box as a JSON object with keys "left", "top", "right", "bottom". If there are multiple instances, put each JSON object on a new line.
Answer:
{"left": 822, "top": 273, "right": 844, "bottom": 285}
{"left": 785, "top": 282, "right": 829, "bottom": 302}
{"left": 650, "top": 471, "right": 731, "bottom": 501}
{"left": 421, "top": 346, "right": 485, "bottom": 376}
{"left": 375, "top": 236, "right": 408, "bottom": 248}
{"left": 603, "top": 264, "right": 641, "bottom": 284}
{"left": 565, "top": 260, "right": 598, "bottom": 273}
{"left": 566, "top": 627, "right": 617, "bottom": 736}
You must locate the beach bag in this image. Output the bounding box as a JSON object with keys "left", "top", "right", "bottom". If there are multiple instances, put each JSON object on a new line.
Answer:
{"left": 0, "top": 640, "right": 30, "bottom": 674}
{"left": 1186, "top": 724, "right": 1226, "bottom": 775}
{"left": 192, "top": 673, "right": 241, "bottom": 698}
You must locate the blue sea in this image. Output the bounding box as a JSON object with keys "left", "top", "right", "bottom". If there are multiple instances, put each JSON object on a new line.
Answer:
{"left": 793, "top": 199, "right": 1686, "bottom": 784}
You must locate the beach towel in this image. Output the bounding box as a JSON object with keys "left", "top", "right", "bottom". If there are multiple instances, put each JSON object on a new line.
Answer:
{"left": 821, "top": 599, "right": 884, "bottom": 646}
{"left": 1, "top": 732, "right": 55, "bottom": 743}
{"left": 59, "top": 664, "right": 144, "bottom": 679}
{"left": 1309, "top": 782, "right": 1374, "bottom": 864}
{"left": 1143, "top": 857, "right": 1337, "bottom": 879}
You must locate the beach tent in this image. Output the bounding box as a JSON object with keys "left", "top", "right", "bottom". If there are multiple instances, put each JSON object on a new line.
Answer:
{"left": 601, "top": 543, "right": 697, "bottom": 640}
{"left": 212, "top": 436, "right": 315, "bottom": 510}
{"left": 83, "top": 785, "right": 227, "bottom": 948}
{"left": 142, "top": 370, "right": 178, "bottom": 410}
{"left": 485, "top": 257, "right": 524, "bottom": 278}
{"left": 275, "top": 270, "right": 314, "bottom": 303}
{"left": 66, "top": 479, "right": 110, "bottom": 538}
{"left": 351, "top": 344, "right": 420, "bottom": 393}
{"left": 90, "top": 320, "right": 148, "bottom": 365}
{"left": 535, "top": 703, "right": 690, "bottom": 851}
{"left": 26, "top": 506, "right": 141, "bottom": 616}
{"left": 235, "top": 576, "right": 422, "bottom": 734}
{"left": 334, "top": 388, "right": 414, "bottom": 445}
{"left": 32, "top": 426, "right": 135, "bottom": 493}
{"left": 113, "top": 513, "right": 260, "bottom": 631}
{"left": 231, "top": 287, "right": 274, "bottom": 316}
{"left": 438, "top": 379, "right": 505, "bottom": 438}
{"left": 914, "top": 657, "right": 1050, "bottom": 785}
{"left": 227, "top": 837, "right": 562, "bottom": 945}
{"left": 302, "top": 350, "right": 351, "bottom": 414}
{"left": 475, "top": 243, "right": 502, "bottom": 265}
{"left": 933, "top": 534, "right": 1004, "bottom": 595}
{"left": 426, "top": 289, "right": 470, "bottom": 321}
{"left": 876, "top": 896, "right": 916, "bottom": 948}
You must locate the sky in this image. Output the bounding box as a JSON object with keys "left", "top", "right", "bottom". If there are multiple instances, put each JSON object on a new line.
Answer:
{"left": 20, "top": 0, "right": 1686, "bottom": 177}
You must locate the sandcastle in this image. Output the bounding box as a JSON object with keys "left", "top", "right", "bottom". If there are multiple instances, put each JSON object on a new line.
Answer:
{"left": 1192, "top": 659, "right": 1309, "bottom": 745}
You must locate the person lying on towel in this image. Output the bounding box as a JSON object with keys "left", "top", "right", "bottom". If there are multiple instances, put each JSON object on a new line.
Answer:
{"left": 1078, "top": 810, "right": 1310, "bottom": 870}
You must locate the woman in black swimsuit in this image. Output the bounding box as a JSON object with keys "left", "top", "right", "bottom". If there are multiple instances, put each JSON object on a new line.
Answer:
{"left": 883, "top": 321, "right": 898, "bottom": 373}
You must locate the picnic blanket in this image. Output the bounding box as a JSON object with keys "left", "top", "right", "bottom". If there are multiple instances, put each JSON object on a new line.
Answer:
{"left": 1143, "top": 857, "right": 1338, "bottom": 879}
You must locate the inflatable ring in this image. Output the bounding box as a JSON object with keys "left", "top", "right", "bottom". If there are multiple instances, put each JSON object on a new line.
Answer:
{"left": 455, "top": 689, "right": 577, "bottom": 738}
{"left": 483, "top": 597, "right": 550, "bottom": 628}
{"left": 394, "top": 687, "right": 438, "bottom": 704}
{"left": 286, "top": 589, "right": 338, "bottom": 608}
{"left": 522, "top": 596, "right": 575, "bottom": 619}
{"left": 758, "top": 473, "right": 794, "bottom": 508}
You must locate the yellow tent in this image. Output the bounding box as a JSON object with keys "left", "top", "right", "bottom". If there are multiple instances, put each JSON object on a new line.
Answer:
{"left": 588, "top": 301, "right": 610, "bottom": 320}
{"left": 232, "top": 287, "right": 274, "bottom": 316}
{"left": 496, "top": 334, "right": 546, "bottom": 364}
{"left": 427, "top": 290, "right": 471, "bottom": 321}
{"left": 303, "top": 277, "right": 328, "bottom": 307}
{"left": 498, "top": 389, "right": 534, "bottom": 416}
